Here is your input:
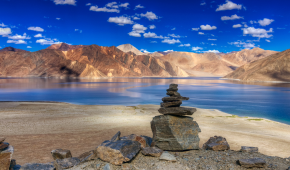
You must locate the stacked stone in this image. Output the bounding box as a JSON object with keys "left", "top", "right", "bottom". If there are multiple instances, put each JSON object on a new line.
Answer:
{"left": 151, "top": 84, "right": 201, "bottom": 151}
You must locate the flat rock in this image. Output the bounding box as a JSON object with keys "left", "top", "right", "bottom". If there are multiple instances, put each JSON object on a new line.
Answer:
{"left": 166, "top": 88, "right": 178, "bottom": 92}
{"left": 202, "top": 136, "right": 230, "bottom": 151}
{"left": 0, "top": 137, "right": 5, "bottom": 143}
{"left": 166, "top": 91, "right": 181, "bottom": 97}
{"left": 162, "top": 97, "right": 181, "bottom": 102}
{"left": 159, "top": 151, "right": 176, "bottom": 162}
{"left": 169, "top": 84, "right": 178, "bottom": 89}
{"left": 158, "top": 107, "right": 196, "bottom": 116}
{"left": 241, "top": 146, "right": 258, "bottom": 153}
{"left": 54, "top": 157, "right": 80, "bottom": 170}
{"left": 20, "top": 163, "right": 55, "bottom": 170}
{"left": 51, "top": 149, "right": 72, "bottom": 160}
{"left": 96, "top": 139, "right": 141, "bottom": 165}
{"left": 238, "top": 158, "right": 266, "bottom": 168}
{"left": 120, "top": 134, "right": 152, "bottom": 148}
{"left": 160, "top": 100, "right": 182, "bottom": 108}
{"left": 0, "top": 145, "right": 13, "bottom": 170}
{"left": 151, "top": 115, "right": 201, "bottom": 151}
{"left": 141, "top": 147, "right": 163, "bottom": 157}
{"left": 78, "top": 150, "right": 97, "bottom": 163}
{"left": 0, "top": 142, "right": 9, "bottom": 151}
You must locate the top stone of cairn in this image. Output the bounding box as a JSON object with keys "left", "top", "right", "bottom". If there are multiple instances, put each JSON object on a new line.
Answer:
{"left": 158, "top": 84, "right": 196, "bottom": 116}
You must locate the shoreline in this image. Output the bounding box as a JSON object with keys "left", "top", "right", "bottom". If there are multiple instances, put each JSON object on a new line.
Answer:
{"left": 221, "top": 77, "right": 290, "bottom": 84}
{"left": 1, "top": 102, "right": 290, "bottom": 165}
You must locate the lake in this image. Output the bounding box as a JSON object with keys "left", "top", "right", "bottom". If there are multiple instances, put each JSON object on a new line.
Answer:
{"left": 1, "top": 77, "right": 290, "bottom": 125}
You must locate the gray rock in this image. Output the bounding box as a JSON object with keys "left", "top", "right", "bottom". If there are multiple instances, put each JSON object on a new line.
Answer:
{"left": 19, "top": 163, "right": 54, "bottom": 170}
{"left": 166, "top": 91, "right": 181, "bottom": 97}
{"left": 103, "top": 163, "right": 112, "bottom": 170}
{"left": 202, "top": 136, "right": 230, "bottom": 151}
{"left": 166, "top": 88, "right": 178, "bottom": 92}
{"left": 96, "top": 139, "right": 141, "bottom": 165}
{"left": 238, "top": 158, "right": 266, "bottom": 168}
{"left": 51, "top": 149, "right": 72, "bottom": 160}
{"left": 151, "top": 115, "right": 201, "bottom": 151}
{"left": 141, "top": 147, "right": 163, "bottom": 157}
{"left": 120, "top": 134, "right": 152, "bottom": 148}
{"left": 9, "top": 159, "right": 16, "bottom": 170}
{"left": 159, "top": 151, "right": 176, "bottom": 162}
{"left": 162, "top": 97, "right": 189, "bottom": 101}
{"left": 287, "top": 166, "right": 290, "bottom": 170}
{"left": 54, "top": 157, "right": 80, "bottom": 170}
{"left": 78, "top": 150, "right": 97, "bottom": 163}
{"left": 110, "top": 131, "right": 121, "bottom": 142}
{"left": 158, "top": 107, "right": 196, "bottom": 116}
{"left": 240, "top": 146, "right": 258, "bottom": 153}
{"left": 169, "top": 84, "right": 178, "bottom": 89}
{"left": 160, "top": 100, "right": 182, "bottom": 108}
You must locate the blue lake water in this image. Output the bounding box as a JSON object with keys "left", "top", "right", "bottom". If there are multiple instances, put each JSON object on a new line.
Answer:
{"left": 1, "top": 77, "right": 290, "bottom": 125}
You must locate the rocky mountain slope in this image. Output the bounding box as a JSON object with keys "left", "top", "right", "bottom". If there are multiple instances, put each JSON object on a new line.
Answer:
{"left": 0, "top": 47, "right": 28, "bottom": 52}
{"left": 117, "top": 44, "right": 143, "bottom": 55}
{"left": 46, "top": 43, "right": 86, "bottom": 51}
{"left": 0, "top": 45, "right": 189, "bottom": 78}
{"left": 224, "top": 49, "right": 290, "bottom": 82}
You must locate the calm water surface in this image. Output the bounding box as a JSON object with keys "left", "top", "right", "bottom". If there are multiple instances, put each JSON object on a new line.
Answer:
{"left": 0, "top": 77, "right": 290, "bottom": 125}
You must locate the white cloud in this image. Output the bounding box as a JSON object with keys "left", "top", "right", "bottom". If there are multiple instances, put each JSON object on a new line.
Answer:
{"left": 192, "top": 47, "right": 203, "bottom": 51}
{"left": 36, "top": 38, "right": 61, "bottom": 45}
{"left": 34, "top": 34, "right": 43, "bottom": 38}
{"left": 90, "top": 6, "right": 120, "bottom": 13}
{"left": 28, "top": 27, "right": 44, "bottom": 32}
{"left": 119, "top": 3, "right": 129, "bottom": 8}
{"left": 56, "top": 18, "right": 61, "bottom": 20}
{"left": 27, "top": 46, "right": 32, "bottom": 48}
{"left": 243, "top": 27, "right": 273, "bottom": 38}
{"left": 0, "top": 23, "right": 7, "bottom": 27}
{"left": 211, "top": 43, "right": 217, "bottom": 46}
{"left": 200, "top": 24, "right": 217, "bottom": 30}
{"left": 208, "top": 38, "right": 217, "bottom": 41}
{"left": 168, "top": 34, "right": 180, "bottom": 38}
{"left": 192, "top": 28, "right": 200, "bottom": 31}
{"left": 198, "top": 32, "right": 204, "bottom": 35}
{"left": 216, "top": 0, "right": 242, "bottom": 11}
{"left": 75, "top": 29, "right": 78, "bottom": 31}
{"left": 179, "top": 43, "right": 190, "bottom": 47}
{"left": 0, "top": 28, "right": 12, "bottom": 36}
{"left": 149, "top": 25, "right": 156, "bottom": 29}
{"left": 53, "top": 0, "right": 76, "bottom": 5}
{"left": 128, "top": 31, "right": 141, "bottom": 37}
{"left": 244, "top": 24, "right": 248, "bottom": 27}
{"left": 144, "top": 32, "right": 163, "bottom": 38}
{"left": 108, "top": 16, "right": 133, "bottom": 25}
{"left": 8, "top": 33, "right": 30, "bottom": 40}
{"left": 151, "top": 41, "right": 157, "bottom": 43}
{"left": 233, "top": 24, "right": 242, "bottom": 28}
{"left": 133, "top": 17, "right": 140, "bottom": 20}
{"left": 203, "top": 50, "right": 220, "bottom": 53}
{"left": 135, "top": 4, "right": 144, "bottom": 9}
{"left": 200, "top": 2, "right": 206, "bottom": 5}
{"left": 86, "top": 3, "right": 91, "bottom": 6}
{"left": 229, "top": 40, "right": 256, "bottom": 49}
{"left": 162, "top": 39, "right": 181, "bottom": 44}
{"left": 106, "top": 2, "right": 117, "bottom": 7}
{"left": 265, "top": 39, "right": 270, "bottom": 42}
{"left": 171, "top": 28, "right": 176, "bottom": 30}
{"left": 221, "top": 14, "right": 243, "bottom": 20}
{"left": 140, "top": 12, "right": 158, "bottom": 20}
{"left": 258, "top": 18, "right": 274, "bottom": 26}
{"left": 164, "top": 50, "right": 174, "bottom": 53}
{"left": 7, "top": 40, "right": 27, "bottom": 44}
{"left": 132, "top": 24, "right": 147, "bottom": 33}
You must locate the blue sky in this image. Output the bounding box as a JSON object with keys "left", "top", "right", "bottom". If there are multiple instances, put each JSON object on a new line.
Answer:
{"left": 0, "top": 0, "right": 289, "bottom": 53}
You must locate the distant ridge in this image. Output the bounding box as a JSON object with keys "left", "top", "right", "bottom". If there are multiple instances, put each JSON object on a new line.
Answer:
{"left": 117, "top": 44, "right": 143, "bottom": 55}
{"left": 224, "top": 49, "right": 290, "bottom": 82}
{"left": 47, "top": 43, "right": 86, "bottom": 51}
{"left": 0, "top": 47, "right": 27, "bottom": 52}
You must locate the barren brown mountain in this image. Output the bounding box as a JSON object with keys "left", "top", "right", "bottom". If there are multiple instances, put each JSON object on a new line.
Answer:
{"left": 224, "top": 49, "right": 290, "bottom": 82}
{"left": 46, "top": 42, "right": 86, "bottom": 51}
{"left": 0, "top": 47, "right": 28, "bottom": 52}
{"left": 221, "top": 48, "right": 277, "bottom": 67}
{"left": 0, "top": 44, "right": 188, "bottom": 78}
{"left": 117, "top": 44, "right": 143, "bottom": 55}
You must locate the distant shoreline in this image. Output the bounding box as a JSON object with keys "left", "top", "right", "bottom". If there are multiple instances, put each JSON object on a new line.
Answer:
{"left": 220, "top": 77, "right": 290, "bottom": 83}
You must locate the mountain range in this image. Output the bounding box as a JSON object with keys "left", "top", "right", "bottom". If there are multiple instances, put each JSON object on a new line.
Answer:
{"left": 1, "top": 43, "right": 287, "bottom": 82}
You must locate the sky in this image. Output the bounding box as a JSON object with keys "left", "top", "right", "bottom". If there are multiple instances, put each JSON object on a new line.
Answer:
{"left": 0, "top": 0, "right": 289, "bottom": 53}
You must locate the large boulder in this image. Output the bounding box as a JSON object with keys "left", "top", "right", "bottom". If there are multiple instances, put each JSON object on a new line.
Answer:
{"left": 202, "top": 136, "right": 230, "bottom": 151}
{"left": 158, "top": 107, "right": 196, "bottom": 116}
{"left": 51, "top": 149, "right": 72, "bottom": 160}
{"left": 20, "top": 163, "right": 55, "bottom": 170}
{"left": 96, "top": 140, "right": 141, "bottom": 165}
{"left": 0, "top": 145, "right": 13, "bottom": 170}
{"left": 238, "top": 158, "right": 266, "bottom": 168}
{"left": 151, "top": 115, "right": 201, "bottom": 151}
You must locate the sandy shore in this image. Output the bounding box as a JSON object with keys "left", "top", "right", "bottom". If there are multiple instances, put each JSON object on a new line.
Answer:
{"left": 1, "top": 102, "right": 290, "bottom": 165}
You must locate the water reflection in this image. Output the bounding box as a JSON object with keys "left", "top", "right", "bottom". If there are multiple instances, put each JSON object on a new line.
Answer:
{"left": 0, "top": 77, "right": 290, "bottom": 124}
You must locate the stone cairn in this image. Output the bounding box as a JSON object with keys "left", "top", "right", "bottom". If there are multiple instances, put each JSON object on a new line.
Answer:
{"left": 151, "top": 83, "right": 201, "bottom": 151}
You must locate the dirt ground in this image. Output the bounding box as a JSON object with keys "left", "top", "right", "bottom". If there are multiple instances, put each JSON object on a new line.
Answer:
{"left": 1, "top": 102, "right": 290, "bottom": 165}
